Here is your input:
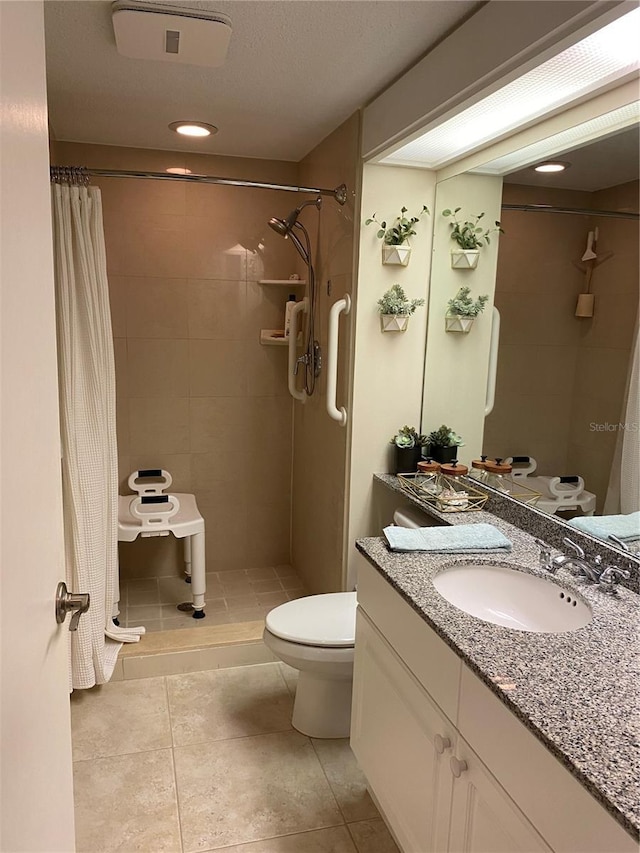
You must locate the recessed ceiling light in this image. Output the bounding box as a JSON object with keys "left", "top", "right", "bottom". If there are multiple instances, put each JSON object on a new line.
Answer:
{"left": 168, "top": 121, "right": 218, "bottom": 138}
{"left": 166, "top": 167, "right": 192, "bottom": 175}
{"left": 534, "top": 161, "right": 570, "bottom": 173}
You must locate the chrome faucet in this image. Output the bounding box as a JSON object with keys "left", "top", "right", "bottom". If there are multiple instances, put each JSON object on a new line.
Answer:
{"left": 550, "top": 538, "right": 603, "bottom": 582}
{"left": 538, "top": 537, "right": 631, "bottom": 593}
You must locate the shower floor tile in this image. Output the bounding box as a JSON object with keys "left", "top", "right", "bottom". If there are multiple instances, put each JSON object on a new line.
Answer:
{"left": 71, "top": 664, "right": 400, "bottom": 853}
{"left": 119, "top": 565, "right": 306, "bottom": 633}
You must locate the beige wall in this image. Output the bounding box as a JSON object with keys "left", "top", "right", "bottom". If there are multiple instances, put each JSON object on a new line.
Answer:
{"left": 55, "top": 142, "right": 300, "bottom": 580}
{"left": 567, "top": 181, "right": 639, "bottom": 508}
{"left": 347, "top": 163, "right": 437, "bottom": 588}
{"left": 486, "top": 181, "right": 638, "bottom": 510}
{"left": 291, "top": 114, "right": 361, "bottom": 594}
{"left": 422, "top": 172, "right": 503, "bottom": 466}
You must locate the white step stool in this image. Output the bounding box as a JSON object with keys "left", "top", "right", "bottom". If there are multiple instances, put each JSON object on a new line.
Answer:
{"left": 118, "top": 470, "right": 206, "bottom": 618}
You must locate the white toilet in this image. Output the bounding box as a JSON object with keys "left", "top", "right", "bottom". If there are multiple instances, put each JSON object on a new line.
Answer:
{"left": 263, "top": 591, "right": 357, "bottom": 738}
{"left": 263, "top": 504, "right": 429, "bottom": 738}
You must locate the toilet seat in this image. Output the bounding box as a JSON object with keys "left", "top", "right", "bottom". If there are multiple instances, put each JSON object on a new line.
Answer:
{"left": 265, "top": 592, "right": 356, "bottom": 648}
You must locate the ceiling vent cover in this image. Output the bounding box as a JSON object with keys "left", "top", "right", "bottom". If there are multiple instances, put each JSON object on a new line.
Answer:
{"left": 111, "top": 1, "right": 232, "bottom": 67}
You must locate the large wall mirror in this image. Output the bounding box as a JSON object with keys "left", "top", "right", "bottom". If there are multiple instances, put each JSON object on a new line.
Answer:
{"left": 428, "top": 121, "right": 639, "bottom": 553}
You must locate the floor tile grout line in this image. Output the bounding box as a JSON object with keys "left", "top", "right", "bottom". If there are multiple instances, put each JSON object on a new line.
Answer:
{"left": 170, "top": 723, "right": 296, "bottom": 752}
{"left": 309, "top": 738, "right": 348, "bottom": 826}
{"left": 194, "top": 822, "right": 355, "bottom": 852}
{"left": 72, "top": 744, "right": 175, "bottom": 765}
{"left": 164, "top": 676, "right": 186, "bottom": 853}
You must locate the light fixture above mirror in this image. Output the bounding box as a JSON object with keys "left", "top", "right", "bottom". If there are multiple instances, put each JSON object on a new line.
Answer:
{"left": 379, "top": 6, "right": 640, "bottom": 170}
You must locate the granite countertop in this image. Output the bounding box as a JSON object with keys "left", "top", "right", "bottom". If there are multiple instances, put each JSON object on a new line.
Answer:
{"left": 356, "top": 476, "right": 640, "bottom": 840}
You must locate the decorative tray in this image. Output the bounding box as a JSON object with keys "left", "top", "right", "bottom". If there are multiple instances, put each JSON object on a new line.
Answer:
{"left": 397, "top": 472, "right": 489, "bottom": 513}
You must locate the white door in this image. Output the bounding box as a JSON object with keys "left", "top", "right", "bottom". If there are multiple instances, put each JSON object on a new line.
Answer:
{"left": 0, "top": 2, "right": 76, "bottom": 851}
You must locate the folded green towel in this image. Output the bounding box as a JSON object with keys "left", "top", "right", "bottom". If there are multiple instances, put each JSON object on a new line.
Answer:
{"left": 568, "top": 511, "right": 640, "bottom": 542}
{"left": 383, "top": 523, "right": 512, "bottom": 553}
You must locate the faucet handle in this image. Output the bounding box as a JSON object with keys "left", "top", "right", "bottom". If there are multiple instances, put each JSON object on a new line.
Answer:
{"left": 608, "top": 534, "right": 630, "bottom": 552}
{"left": 599, "top": 566, "right": 631, "bottom": 592}
{"left": 563, "top": 537, "right": 585, "bottom": 559}
{"left": 535, "top": 539, "right": 555, "bottom": 572}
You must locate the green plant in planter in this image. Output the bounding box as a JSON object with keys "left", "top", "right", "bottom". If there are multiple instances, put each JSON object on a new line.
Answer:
{"left": 447, "top": 286, "right": 489, "bottom": 317}
{"left": 426, "top": 425, "right": 464, "bottom": 449}
{"left": 390, "top": 425, "right": 428, "bottom": 449}
{"left": 390, "top": 425, "right": 428, "bottom": 474}
{"left": 378, "top": 284, "right": 425, "bottom": 316}
{"left": 442, "top": 208, "right": 504, "bottom": 249}
{"left": 366, "top": 205, "right": 429, "bottom": 245}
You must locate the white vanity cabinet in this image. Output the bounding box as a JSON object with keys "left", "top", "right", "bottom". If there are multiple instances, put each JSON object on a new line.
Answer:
{"left": 352, "top": 611, "right": 456, "bottom": 853}
{"left": 351, "top": 556, "right": 637, "bottom": 853}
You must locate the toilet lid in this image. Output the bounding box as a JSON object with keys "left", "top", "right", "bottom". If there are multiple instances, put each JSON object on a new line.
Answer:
{"left": 265, "top": 592, "right": 357, "bottom": 647}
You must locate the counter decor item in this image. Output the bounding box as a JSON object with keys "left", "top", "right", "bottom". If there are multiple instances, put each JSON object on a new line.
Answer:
{"left": 443, "top": 207, "right": 503, "bottom": 269}
{"left": 377, "top": 283, "right": 425, "bottom": 332}
{"left": 398, "top": 466, "right": 488, "bottom": 512}
{"left": 425, "top": 423, "right": 463, "bottom": 463}
{"left": 365, "top": 204, "right": 429, "bottom": 266}
{"left": 445, "top": 286, "right": 489, "bottom": 332}
{"left": 390, "top": 425, "right": 427, "bottom": 474}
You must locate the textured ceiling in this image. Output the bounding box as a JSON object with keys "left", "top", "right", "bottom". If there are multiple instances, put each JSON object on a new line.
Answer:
{"left": 504, "top": 126, "right": 640, "bottom": 193}
{"left": 44, "top": 0, "right": 480, "bottom": 161}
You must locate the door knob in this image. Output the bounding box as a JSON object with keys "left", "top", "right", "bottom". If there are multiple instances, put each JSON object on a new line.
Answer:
{"left": 55, "top": 581, "right": 90, "bottom": 631}
{"left": 434, "top": 734, "right": 452, "bottom": 754}
{"left": 450, "top": 756, "right": 468, "bottom": 778}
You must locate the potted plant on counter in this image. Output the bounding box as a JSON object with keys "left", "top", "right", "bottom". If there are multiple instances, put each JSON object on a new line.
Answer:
{"left": 377, "top": 283, "right": 425, "bottom": 332}
{"left": 425, "top": 424, "right": 464, "bottom": 464}
{"left": 390, "top": 425, "right": 428, "bottom": 473}
{"left": 365, "top": 204, "right": 429, "bottom": 266}
{"left": 445, "top": 286, "right": 489, "bottom": 332}
{"left": 443, "top": 207, "right": 503, "bottom": 269}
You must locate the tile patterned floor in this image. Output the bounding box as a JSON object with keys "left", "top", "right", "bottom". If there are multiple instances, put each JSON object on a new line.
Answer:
{"left": 120, "top": 566, "right": 306, "bottom": 633}
{"left": 71, "top": 662, "right": 399, "bottom": 853}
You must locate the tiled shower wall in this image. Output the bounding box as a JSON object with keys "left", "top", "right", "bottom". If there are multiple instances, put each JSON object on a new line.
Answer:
{"left": 55, "top": 143, "right": 302, "bottom": 580}
{"left": 485, "top": 181, "right": 638, "bottom": 510}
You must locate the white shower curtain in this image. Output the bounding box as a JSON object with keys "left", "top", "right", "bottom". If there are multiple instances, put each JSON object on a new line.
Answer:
{"left": 52, "top": 181, "right": 142, "bottom": 690}
{"left": 605, "top": 321, "right": 640, "bottom": 515}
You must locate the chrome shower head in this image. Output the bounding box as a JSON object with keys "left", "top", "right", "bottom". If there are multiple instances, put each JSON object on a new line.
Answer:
{"left": 268, "top": 197, "right": 322, "bottom": 238}
{"left": 268, "top": 215, "right": 293, "bottom": 237}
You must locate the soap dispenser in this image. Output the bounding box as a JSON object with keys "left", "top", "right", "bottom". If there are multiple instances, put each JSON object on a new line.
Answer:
{"left": 284, "top": 294, "right": 297, "bottom": 338}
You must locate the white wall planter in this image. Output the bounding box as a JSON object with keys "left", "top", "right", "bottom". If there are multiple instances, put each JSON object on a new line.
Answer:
{"left": 382, "top": 244, "right": 411, "bottom": 266}
{"left": 445, "top": 315, "right": 475, "bottom": 333}
{"left": 380, "top": 314, "right": 410, "bottom": 332}
{"left": 450, "top": 249, "right": 479, "bottom": 269}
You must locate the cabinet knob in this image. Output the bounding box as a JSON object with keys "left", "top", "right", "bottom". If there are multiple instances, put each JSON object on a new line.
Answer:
{"left": 450, "top": 756, "right": 468, "bottom": 778}
{"left": 434, "top": 734, "right": 452, "bottom": 754}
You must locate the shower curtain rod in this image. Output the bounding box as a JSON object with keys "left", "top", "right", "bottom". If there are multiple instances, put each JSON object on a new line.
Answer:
{"left": 50, "top": 165, "right": 348, "bottom": 205}
{"left": 501, "top": 203, "right": 639, "bottom": 220}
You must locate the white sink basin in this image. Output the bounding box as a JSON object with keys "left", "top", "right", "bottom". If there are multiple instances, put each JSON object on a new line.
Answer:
{"left": 432, "top": 564, "right": 592, "bottom": 633}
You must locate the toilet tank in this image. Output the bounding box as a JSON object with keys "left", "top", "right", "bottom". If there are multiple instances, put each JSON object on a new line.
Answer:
{"left": 393, "top": 505, "right": 432, "bottom": 528}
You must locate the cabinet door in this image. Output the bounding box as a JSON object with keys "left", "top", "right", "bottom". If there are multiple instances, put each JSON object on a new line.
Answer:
{"left": 351, "top": 610, "right": 455, "bottom": 853}
{"left": 448, "top": 736, "right": 552, "bottom": 853}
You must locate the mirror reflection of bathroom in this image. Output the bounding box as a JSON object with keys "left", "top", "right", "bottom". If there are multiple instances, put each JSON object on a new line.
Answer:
{"left": 482, "top": 126, "right": 639, "bottom": 543}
